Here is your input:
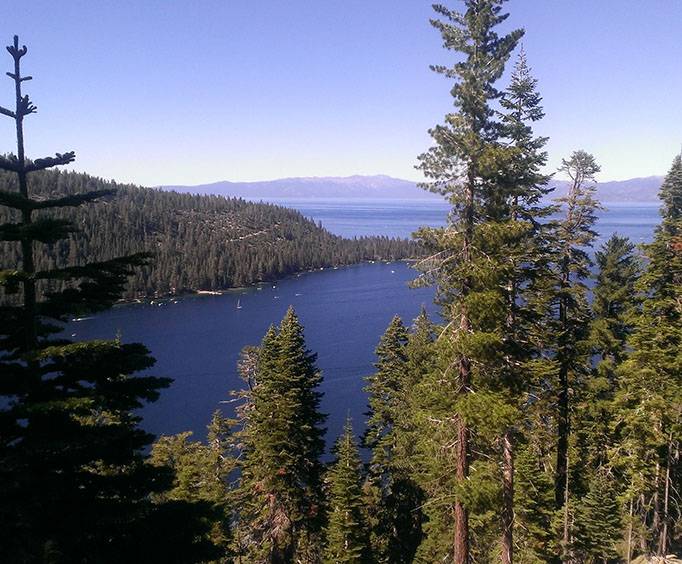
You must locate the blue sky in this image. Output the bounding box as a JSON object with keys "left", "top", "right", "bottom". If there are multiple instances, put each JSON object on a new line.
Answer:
{"left": 2, "top": 1, "right": 681, "bottom": 186}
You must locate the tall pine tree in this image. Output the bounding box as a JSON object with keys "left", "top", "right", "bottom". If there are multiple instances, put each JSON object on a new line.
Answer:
{"left": 0, "top": 35, "right": 216, "bottom": 562}
{"left": 363, "top": 315, "right": 422, "bottom": 563}
{"left": 496, "top": 47, "right": 553, "bottom": 564}
{"left": 414, "top": 1, "right": 523, "bottom": 560}
{"left": 550, "top": 150, "right": 601, "bottom": 560}
{"left": 234, "top": 308, "right": 326, "bottom": 563}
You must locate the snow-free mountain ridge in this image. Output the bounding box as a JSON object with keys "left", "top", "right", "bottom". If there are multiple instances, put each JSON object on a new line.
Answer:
{"left": 161, "top": 174, "right": 664, "bottom": 203}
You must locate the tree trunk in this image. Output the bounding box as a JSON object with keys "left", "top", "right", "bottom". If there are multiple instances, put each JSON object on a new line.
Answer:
{"left": 639, "top": 494, "right": 648, "bottom": 555}
{"left": 453, "top": 353, "right": 470, "bottom": 564}
{"left": 562, "top": 450, "right": 571, "bottom": 562}
{"left": 9, "top": 39, "right": 37, "bottom": 353}
{"left": 453, "top": 171, "right": 475, "bottom": 564}
{"left": 454, "top": 410, "right": 470, "bottom": 564}
{"left": 625, "top": 498, "right": 633, "bottom": 564}
{"left": 501, "top": 432, "right": 514, "bottom": 564}
{"left": 652, "top": 457, "right": 661, "bottom": 552}
{"left": 657, "top": 434, "right": 673, "bottom": 556}
{"left": 555, "top": 264, "right": 570, "bottom": 508}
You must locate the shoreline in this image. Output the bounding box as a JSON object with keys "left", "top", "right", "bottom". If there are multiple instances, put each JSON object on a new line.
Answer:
{"left": 114, "top": 258, "right": 416, "bottom": 307}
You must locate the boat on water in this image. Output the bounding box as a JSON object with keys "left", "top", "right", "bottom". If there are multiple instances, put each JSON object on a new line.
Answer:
{"left": 236, "top": 299, "right": 243, "bottom": 310}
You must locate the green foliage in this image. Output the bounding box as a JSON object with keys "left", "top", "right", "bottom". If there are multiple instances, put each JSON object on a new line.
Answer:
{"left": 570, "top": 235, "right": 640, "bottom": 494}
{"left": 547, "top": 150, "right": 602, "bottom": 510}
{"left": 611, "top": 155, "right": 682, "bottom": 558}
{"left": 572, "top": 471, "right": 622, "bottom": 562}
{"left": 362, "top": 315, "right": 423, "bottom": 563}
{"left": 514, "top": 444, "right": 557, "bottom": 563}
{"left": 149, "top": 411, "right": 236, "bottom": 560}
{"left": 0, "top": 168, "right": 419, "bottom": 299}
{"left": 234, "top": 307, "right": 326, "bottom": 563}
{"left": 591, "top": 234, "right": 640, "bottom": 365}
{"left": 0, "top": 36, "right": 217, "bottom": 562}
{"left": 324, "top": 419, "right": 370, "bottom": 564}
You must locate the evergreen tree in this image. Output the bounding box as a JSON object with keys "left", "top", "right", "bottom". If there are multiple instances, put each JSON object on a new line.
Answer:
{"left": 548, "top": 150, "right": 601, "bottom": 559}
{"left": 414, "top": 1, "right": 523, "bottom": 560}
{"left": 362, "top": 315, "right": 422, "bottom": 562}
{"left": 572, "top": 235, "right": 640, "bottom": 485}
{"left": 513, "top": 444, "right": 556, "bottom": 563}
{"left": 234, "top": 308, "right": 326, "bottom": 563}
{"left": 613, "top": 154, "right": 682, "bottom": 559}
{"left": 572, "top": 470, "right": 622, "bottom": 563}
{"left": 149, "top": 411, "right": 236, "bottom": 560}
{"left": 404, "top": 307, "right": 436, "bottom": 387}
{"left": 591, "top": 234, "right": 640, "bottom": 370}
{"left": 324, "top": 419, "right": 370, "bottom": 564}
{"left": 0, "top": 36, "right": 217, "bottom": 562}
{"left": 499, "top": 47, "right": 551, "bottom": 221}
{"left": 363, "top": 315, "right": 409, "bottom": 462}
{"left": 496, "top": 47, "right": 554, "bottom": 564}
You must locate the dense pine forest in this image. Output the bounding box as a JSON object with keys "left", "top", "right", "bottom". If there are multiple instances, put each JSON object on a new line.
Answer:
{"left": 0, "top": 168, "right": 417, "bottom": 298}
{"left": 1, "top": 0, "right": 681, "bottom": 563}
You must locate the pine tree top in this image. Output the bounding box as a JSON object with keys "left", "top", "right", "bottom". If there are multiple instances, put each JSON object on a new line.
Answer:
{"left": 660, "top": 153, "right": 682, "bottom": 224}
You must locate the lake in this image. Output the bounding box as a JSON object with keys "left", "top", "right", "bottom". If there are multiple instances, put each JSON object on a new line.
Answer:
{"left": 65, "top": 199, "right": 662, "bottom": 446}
{"left": 259, "top": 197, "right": 660, "bottom": 246}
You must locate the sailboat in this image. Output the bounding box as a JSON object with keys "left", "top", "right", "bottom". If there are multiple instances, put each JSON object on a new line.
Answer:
{"left": 236, "top": 299, "right": 243, "bottom": 310}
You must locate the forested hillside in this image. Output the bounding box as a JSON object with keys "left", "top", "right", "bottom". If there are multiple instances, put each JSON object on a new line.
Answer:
{"left": 0, "top": 168, "right": 417, "bottom": 298}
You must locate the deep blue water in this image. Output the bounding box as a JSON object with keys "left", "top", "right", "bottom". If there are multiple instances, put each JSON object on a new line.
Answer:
{"left": 64, "top": 199, "right": 662, "bottom": 447}
{"left": 67, "top": 262, "right": 435, "bottom": 444}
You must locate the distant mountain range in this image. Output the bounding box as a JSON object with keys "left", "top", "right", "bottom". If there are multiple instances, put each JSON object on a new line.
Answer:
{"left": 161, "top": 174, "right": 664, "bottom": 203}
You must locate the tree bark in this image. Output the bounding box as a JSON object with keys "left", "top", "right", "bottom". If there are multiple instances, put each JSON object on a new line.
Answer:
{"left": 555, "top": 258, "right": 570, "bottom": 508}
{"left": 9, "top": 38, "right": 37, "bottom": 352}
{"left": 453, "top": 334, "right": 470, "bottom": 564}
{"left": 454, "top": 408, "right": 470, "bottom": 564}
{"left": 625, "top": 498, "right": 633, "bottom": 563}
{"left": 562, "top": 450, "right": 571, "bottom": 562}
{"left": 501, "top": 431, "right": 514, "bottom": 564}
{"left": 657, "top": 435, "right": 674, "bottom": 556}
{"left": 652, "top": 458, "right": 661, "bottom": 552}
{"left": 452, "top": 170, "right": 475, "bottom": 564}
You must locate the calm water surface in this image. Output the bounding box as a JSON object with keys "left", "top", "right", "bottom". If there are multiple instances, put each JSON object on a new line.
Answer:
{"left": 259, "top": 197, "right": 660, "bottom": 245}
{"left": 65, "top": 199, "right": 661, "bottom": 446}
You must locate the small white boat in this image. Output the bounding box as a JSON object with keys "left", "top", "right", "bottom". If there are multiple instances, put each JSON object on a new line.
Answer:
{"left": 236, "top": 299, "right": 243, "bottom": 310}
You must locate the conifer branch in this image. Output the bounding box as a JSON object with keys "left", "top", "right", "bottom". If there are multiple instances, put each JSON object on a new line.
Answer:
{"left": 0, "top": 152, "right": 76, "bottom": 174}
{"left": 0, "top": 188, "right": 114, "bottom": 211}
{"left": 6, "top": 36, "right": 27, "bottom": 61}
{"left": 0, "top": 268, "right": 28, "bottom": 294}
{"left": 0, "top": 217, "right": 76, "bottom": 243}
{"left": 5, "top": 72, "right": 32, "bottom": 82}
{"left": 35, "top": 252, "right": 154, "bottom": 282}
{"left": 25, "top": 151, "right": 76, "bottom": 172}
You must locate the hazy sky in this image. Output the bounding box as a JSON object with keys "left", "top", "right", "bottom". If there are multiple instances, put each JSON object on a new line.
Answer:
{"left": 3, "top": 1, "right": 681, "bottom": 186}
